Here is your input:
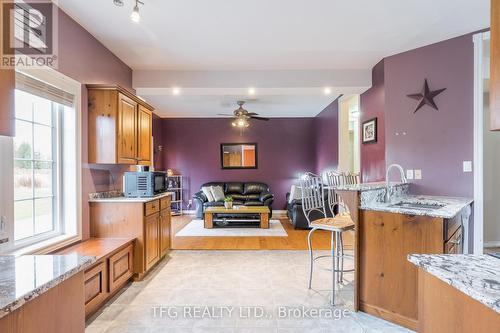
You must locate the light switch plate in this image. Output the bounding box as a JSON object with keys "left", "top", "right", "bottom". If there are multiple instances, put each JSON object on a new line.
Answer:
{"left": 406, "top": 169, "right": 414, "bottom": 180}
{"left": 414, "top": 169, "right": 422, "bottom": 180}
{"left": 463, "top": 161, "right": 472, "bottom": 173}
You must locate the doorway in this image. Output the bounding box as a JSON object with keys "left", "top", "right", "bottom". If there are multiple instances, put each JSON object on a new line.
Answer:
{"left": 338, "top": 95, "right": 361, "bottom": 174}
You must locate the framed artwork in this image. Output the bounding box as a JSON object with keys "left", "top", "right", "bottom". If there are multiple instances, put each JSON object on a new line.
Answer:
{"left": 220, "top": 143, "right": 258, "bottom": 169}
{"left": 362, "top": 117, "right": 377, "bottom": 144}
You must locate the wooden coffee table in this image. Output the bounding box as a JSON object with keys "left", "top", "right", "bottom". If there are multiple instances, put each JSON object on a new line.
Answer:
{"left": 204, "top": 206, "right": 270, "bottom": 229}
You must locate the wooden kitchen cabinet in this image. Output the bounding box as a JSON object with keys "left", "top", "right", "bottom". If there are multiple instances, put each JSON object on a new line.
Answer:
{"left": 145, "top": 213, "right": 160, "bottom": 271}
{"left": 358, "top": 210, "right": 467, "bottom": 330}
{"left": 137, "top": 105, "right": 153, "bottom": 165}
{"left": 87, "top": 85, "right": 154, "bottom": 165}
{"left": 90, "top": 194, "right": 172, "bottom": 280}
{"left": 56, "top": 238, "right": 134, "bottom": 318}
{"left": 160, "top": 197, "right": 171, "bottom": 257}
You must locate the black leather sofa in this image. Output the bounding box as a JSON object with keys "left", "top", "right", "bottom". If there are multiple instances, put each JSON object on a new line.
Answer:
{"left": 286, "top": 192, "right": 335, "bottom": 229}
{"left": 193, "top": 182, "right": 274, "bottom": 219}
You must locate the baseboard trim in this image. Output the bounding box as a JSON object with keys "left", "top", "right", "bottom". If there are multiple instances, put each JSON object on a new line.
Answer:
{"left": 484, "top": 241, "right": 500, "bottom": 247}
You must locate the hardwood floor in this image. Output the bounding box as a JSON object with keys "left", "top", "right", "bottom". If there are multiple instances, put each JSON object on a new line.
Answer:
{"left": 171, "top": 214, "right": 354, "bottom": 250}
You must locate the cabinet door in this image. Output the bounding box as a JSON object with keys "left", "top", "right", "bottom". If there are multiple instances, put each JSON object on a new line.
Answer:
{"left": 137, "top": 105, "right": 152, "bottom": 165}
{"left": 160, "top": 208, "right": 171, "bottom": 257}
{"left": 117, "top": 93, "right": 137, "bottom": 164}
{"left": 359, "top": 211, "right": 444, "bottom": 323}
{"left": 108, "top": 244, "right": 134, "bottom": 293}
{"left": 83, "top": 261, "right": 108, "bottom": 318}
{"left": 145, "top": 213, "right": 160, "bottom": 270}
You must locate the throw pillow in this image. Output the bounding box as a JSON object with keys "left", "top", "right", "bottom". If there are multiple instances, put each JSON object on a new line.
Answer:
{"left": 288, "top": 185, "right": 302, "bottom": 203}
{"left": 202, "top": 186, "right": 215, "bottom": 202}
{"left": 210, "top": 185, "right": 226, "bottom": 202}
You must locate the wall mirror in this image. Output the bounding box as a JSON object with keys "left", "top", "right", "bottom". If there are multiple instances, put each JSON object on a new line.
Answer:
{"left": 220, "top": 143, "right": 258, "bottom": 169}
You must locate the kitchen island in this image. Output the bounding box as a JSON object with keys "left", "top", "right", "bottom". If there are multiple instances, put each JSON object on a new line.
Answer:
{"left": 0, "top": 254, "right": 96, "bottom": 332}
{"left": 334, "top": 183, "right": 472, "bottom": 330}
{"left": 409, "top": 254, "right": 500, "bottom": 332}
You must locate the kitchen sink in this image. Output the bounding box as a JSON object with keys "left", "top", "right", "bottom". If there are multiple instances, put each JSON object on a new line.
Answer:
{"left": 389, "top": 202, "right": 445, "bottom": 211}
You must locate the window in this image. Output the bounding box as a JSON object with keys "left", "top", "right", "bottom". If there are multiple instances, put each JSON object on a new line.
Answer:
{"left": 1, "top": 69, "right": 83, "bottom": 252}
{"left": 13, "top": 90, "right": 60, "bottom": 241}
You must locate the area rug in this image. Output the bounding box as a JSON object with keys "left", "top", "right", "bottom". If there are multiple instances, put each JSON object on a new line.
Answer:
{"left": 175, "top": 219, "right": 288, "bottom": 237}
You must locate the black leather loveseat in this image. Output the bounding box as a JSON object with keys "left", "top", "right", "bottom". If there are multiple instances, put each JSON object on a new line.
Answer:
{"left": 193, "top": 182, "right": 274, "bottom": 219}
{"left": 286, "top": 192, "right": 335, "bottom": 229}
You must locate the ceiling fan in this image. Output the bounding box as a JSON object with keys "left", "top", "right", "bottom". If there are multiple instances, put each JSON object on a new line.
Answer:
{"left": 217, "top": 101, "right": 269, "bottom": 128}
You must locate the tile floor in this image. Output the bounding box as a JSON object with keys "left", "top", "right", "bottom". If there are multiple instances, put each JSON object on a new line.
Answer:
{"left": 86, "top": 250, "right": 412, "bottom": 333}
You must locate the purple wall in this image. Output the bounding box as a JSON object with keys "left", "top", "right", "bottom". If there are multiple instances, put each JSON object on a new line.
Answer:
{"left": 384, "top": 34, "right": 474, "bottom": 197}
{"left": 57, "top": 9, "right": 133, "bottom": 239}
{"left": 315, "top": 98, "right": 340, "bottom": 173}
{"left": 160, "top": 118, "right": 317, "bottom": 209}
{"left": 360, "top": 60, "right": 386, "bottom": 182}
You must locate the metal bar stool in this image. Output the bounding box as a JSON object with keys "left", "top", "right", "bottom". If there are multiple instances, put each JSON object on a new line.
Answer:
{"left": 300, "top": 172, "right": 355, "bottom": 306}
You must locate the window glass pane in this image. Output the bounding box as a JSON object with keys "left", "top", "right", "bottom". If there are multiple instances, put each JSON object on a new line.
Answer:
{"left": 34, "top": 162, "right": 53, "bottom": 197}
{"left": 14, "top": 200, "right": 34, "bottom": 240}
{"left": 32, "top": 96, "right": 52, "bottom": 126}
{"left": 13, "top": 121, "right": 32, "bottom": 159}
{"left": 34, "top": 198, "right": 54, "bottom": 234}
{"left": 14, "top": 160, "right": 33, "bottom": 200}
{"left": 14, "top": 90, "right": 33, "bottom": 121}
{"left": 33, "top": 124, "right": 52, "bottom": 161}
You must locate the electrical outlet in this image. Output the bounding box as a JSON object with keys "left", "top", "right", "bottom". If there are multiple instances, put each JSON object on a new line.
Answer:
{"left": 463, "top": 161, "right": 472, "bottom": 173}
{"left": 414, "top": 169, "right": 422, "bottom": 180}
{"left": 406, "top": 170, "right": 414, "bottom": 180}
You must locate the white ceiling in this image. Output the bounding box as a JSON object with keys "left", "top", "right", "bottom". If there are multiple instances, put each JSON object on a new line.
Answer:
{"left": 142, "top": 94, "right": 341, "bottom": 118}
{"left": 58, "top": 0, "right": 489, "bottom": 117}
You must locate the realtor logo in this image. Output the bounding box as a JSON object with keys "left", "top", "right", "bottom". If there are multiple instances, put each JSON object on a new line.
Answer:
{"left": 1, "top": 0, "right": 58, "bottom": 69}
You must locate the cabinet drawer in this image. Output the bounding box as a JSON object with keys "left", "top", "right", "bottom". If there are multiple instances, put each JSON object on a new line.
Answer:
{"left": 160, "top": 196, "right": 171, "bottom": 210}
{"left": 445, "top": 227, "right": 463, "bottom": 254}
{"left": 145, "top": 200, "right": 160, "bottom": 216}
{"left": 108, "top": 244, "right": 134, "bottom": 293}
{"left": 84, "top": 261, "right": 107, "bottom": 317}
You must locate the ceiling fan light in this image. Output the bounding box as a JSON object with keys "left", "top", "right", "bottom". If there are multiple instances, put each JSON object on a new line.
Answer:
{"left": 231, "top": 122, "right": 236, "bottom": 127}
{"left": 131, "top": 4, "right": 140, "bottom": 23}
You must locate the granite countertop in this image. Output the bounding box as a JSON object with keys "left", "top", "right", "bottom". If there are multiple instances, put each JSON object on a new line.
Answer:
{"left": 88, "top": 191, "right": 173, "bottom": 203}
{"left": 408, "top": 254, "right": 500, "bottom": 314}
{"left": 360, "top": 195, "right": 473, "bottom": 219}
{"left": 0, "top": 254, "right": 96, "bottom": 318}
{"left": 331, "top": 181, "right": 408, "bottom": 192}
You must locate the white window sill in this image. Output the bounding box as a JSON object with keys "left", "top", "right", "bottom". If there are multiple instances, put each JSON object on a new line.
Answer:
{"left": 10, "top": 234, "right": 82, "bottom": 256}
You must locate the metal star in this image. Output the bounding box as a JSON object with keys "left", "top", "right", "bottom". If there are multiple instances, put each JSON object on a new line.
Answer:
{"left": 406, "top": 79, "right": 446, "bottom": 113}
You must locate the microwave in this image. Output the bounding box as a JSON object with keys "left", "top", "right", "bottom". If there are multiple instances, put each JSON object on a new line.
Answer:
{"left": 123, "top": 171, "right": 166, "bottom": 198}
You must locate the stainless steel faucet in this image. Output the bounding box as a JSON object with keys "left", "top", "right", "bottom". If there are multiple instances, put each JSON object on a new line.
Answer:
{"left": 385, "top": 164, "right": 407, "bottom": 202}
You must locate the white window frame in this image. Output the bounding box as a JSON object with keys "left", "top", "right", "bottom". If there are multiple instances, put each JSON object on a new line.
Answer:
{"left": 6, "top": 67, "right": 82, "bottom": 254}
{"left": 13, "top": 96, "right": 61, "bottom": 245}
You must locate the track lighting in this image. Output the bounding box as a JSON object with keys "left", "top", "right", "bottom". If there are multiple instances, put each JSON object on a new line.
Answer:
{"left": 113, "top": 0, "right": 144, "bottom": 23}
{"left": 130, "top": 0, "right": 142, "bottom": 23}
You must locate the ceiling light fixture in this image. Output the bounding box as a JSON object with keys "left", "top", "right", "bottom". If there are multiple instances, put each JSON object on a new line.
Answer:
{"left": 172, "top": 87, "right": 180, "bottom": 95}
{"left": 248, "top": 87, "right": 256, "bottom": 95}
{"left": 232, "top": 117, "right": 249, "bottom": 128}
{"left": 113, "top": 0, "right": 124, "bottom": 7}
{"left": 323, "top": 87, "right": 332, "bottom": 95}
{"left": 130, "top": 0, "right": 144, "bottom": 23}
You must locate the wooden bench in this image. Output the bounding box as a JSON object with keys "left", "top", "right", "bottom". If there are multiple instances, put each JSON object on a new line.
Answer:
{"left": 56, "top": 238, "right": 134, "bottom": 318}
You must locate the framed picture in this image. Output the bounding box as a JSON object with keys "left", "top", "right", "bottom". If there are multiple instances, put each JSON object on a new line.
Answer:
{"left": 362, "top": 118, "right": 377, "bottom": 144}
{"left": 220, "top": 142, "right": 258, "bottom": 169}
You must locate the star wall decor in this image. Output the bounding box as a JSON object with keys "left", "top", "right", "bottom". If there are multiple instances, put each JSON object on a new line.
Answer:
{"left": 406, "top": 79, "right": 446, "bottom": 113}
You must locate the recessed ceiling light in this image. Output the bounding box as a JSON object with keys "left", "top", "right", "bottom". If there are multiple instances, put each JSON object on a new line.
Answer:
{"left": 172, "top": 87, "right": 180, "bottom": 95}
{"left": 248, "top": 87, "right": 256, "bottom": 95}
{"left": 323, "top": 87, "right": 332, "bottom": 95}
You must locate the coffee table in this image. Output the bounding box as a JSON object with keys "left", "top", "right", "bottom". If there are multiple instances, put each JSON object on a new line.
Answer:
{"left": 204, "top": 206, "right": 270, "bottom": 229}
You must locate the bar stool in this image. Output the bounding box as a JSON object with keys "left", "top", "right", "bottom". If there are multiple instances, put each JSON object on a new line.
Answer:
{"left": 300, "top": 173, "right": 355, "bottom": 306}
